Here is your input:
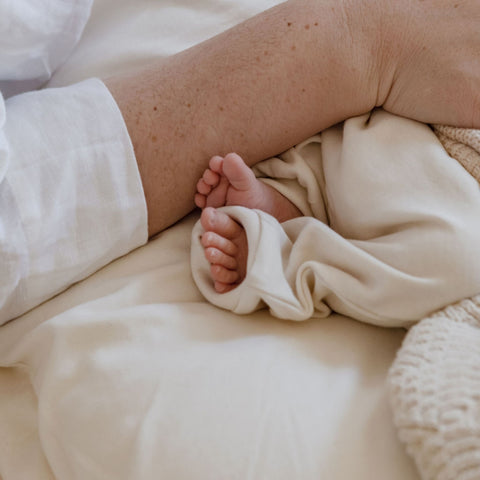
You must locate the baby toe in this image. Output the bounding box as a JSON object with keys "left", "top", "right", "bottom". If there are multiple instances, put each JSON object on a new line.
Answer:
{"left": 210, "top": 265, "right": 239, "bottom": 284}
{"left": 205, "top": 246, "right": 237, "bottom": 270}
{"left": 201, "top": 207, "right": 243, "bottom": 240}
{"left": 214, "top": 281, "right": 236, "bottom": 294}
{"left": 205, "top": 177, "right": 229, "bottom": 208}
{"left": 201, "top": 231, "right": 238, "bottom": 256}
{"left": 194, "top": 193, "right": 206, "bottom": 209}
{"left": 209, "top": 155, "right": 224, "bottom": 173}
{"left": 196, "top": 178, "right": 211, "bottom": 195}
{"left": 202, "top": 168, "right": 220, "bottom": 187}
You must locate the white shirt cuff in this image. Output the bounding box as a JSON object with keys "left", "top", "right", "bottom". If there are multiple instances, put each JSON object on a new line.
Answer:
{"left": 0, "top": 78, "right": 147, "bottom": 324}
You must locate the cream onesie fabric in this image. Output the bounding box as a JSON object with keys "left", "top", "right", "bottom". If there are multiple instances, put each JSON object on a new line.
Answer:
{"left": 191, "top": 109, "right": 480, "bottom": 328}
{"left": 191, "top": 110, "right": 480, "bottom": 480}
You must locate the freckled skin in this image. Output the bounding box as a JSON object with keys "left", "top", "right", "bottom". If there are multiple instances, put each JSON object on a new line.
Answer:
{"left": 106, "top": 0, "right": 480, "bottom": 236}
{"left": 108, "top": 1, "right": 383, "bottom": 235}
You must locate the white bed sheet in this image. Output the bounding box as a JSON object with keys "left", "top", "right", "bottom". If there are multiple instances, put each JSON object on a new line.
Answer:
{"left": 0, "top": 1, "right": 420, "bottom": 479}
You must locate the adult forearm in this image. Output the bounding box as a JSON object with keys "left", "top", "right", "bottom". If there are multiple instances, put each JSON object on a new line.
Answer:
{"left": 106, "top": 0, "right": 480, "bottom": 236}
{"left": 106, "top": 0, "right": 382, "bottom": 235}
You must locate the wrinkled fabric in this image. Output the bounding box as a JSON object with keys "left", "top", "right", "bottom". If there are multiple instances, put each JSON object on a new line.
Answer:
{"left": 192, "top": 110, "right": 480, "bottom": 327}
{"left": 0, "top": 1, "right": 148, "bottom": 325}
{"left": 0, "top": 79, "right": 147, "bottom": 325}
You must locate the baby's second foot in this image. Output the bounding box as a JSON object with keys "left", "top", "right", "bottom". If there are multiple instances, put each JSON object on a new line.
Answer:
{"left": 195, "top": 153, "right": 302, "bottom": 223}
{"left": 200, "top": 207, "right": 248, "bottom": 293}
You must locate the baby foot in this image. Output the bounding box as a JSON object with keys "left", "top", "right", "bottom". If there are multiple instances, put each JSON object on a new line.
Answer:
{"left": 195, "top": 155, "right": 230, "bottom": 209}
{"left": 200, "top": 207, "right": 248, "bottom": 293}
{"left": 195, "top": 152, "right": 302, "bottom": 223}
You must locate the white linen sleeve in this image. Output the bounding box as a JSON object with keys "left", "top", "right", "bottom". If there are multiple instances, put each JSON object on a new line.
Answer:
{"left": 0, "top": 78, "right": 148, "bottom": 325}
{"left": 0, "top": 0, "right": 93, "bottom": 98}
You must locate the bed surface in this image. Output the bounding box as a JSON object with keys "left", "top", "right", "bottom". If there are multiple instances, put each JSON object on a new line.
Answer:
{"left": 0, "top": 1, "right": 420, "bottom": 479}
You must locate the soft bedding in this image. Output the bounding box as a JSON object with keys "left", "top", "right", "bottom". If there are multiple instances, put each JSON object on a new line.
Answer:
{"left": 1, "top": 0, "right": 473, "bottom": 479}
{"left": 0, "top": 214, "right": 418, "bottom": 480}
{"left": 191, "top": 112, "right": 480, "bottom": 327}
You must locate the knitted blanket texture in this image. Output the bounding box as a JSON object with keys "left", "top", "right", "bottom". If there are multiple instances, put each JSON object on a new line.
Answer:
{"left": 388, "top": 126, "right": 480, "bottom": 480}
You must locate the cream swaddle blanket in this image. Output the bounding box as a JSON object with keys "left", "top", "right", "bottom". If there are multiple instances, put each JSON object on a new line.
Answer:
{"left": 192, "top": 110, "right": 480, "bottom": 327}
{"left": 191, "top": 110, "right": 480, "bottom": 480}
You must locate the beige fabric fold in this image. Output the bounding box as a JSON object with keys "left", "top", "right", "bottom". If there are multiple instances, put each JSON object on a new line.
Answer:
{"left": 192, "top": 110, "right": 480, "bottom": 328}
{"left": 388, "top": 295, "right": 480, "bottom": 480}
{"left": 387, "top": 126, "right": 480, "bottom": 480}
{"left": 192, "top": 116, "right": 480, "bottom": 480}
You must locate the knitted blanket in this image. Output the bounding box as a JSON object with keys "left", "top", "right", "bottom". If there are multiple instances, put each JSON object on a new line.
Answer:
{"left": 388, "top": 126, "right": 480, "bottom": 480}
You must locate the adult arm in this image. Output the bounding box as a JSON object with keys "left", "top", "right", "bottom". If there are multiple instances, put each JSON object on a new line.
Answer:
{"left": 105, "top": 0, "right": 480, "bottom": 236}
